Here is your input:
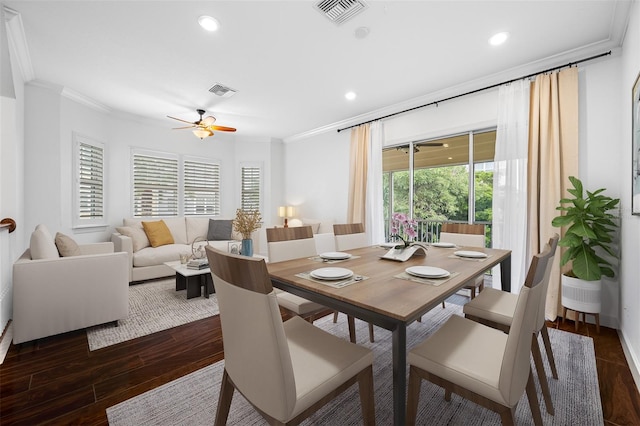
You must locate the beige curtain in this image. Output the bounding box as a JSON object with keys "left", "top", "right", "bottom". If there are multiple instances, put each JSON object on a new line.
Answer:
{"left": 348, "top": 124, "right": 370, "bottom": 224}
{"left": 528, "top": 67, "right": 579, "bottom": 320}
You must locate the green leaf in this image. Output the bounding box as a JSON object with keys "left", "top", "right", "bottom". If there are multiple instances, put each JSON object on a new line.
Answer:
{"left": 571, "top": 245, "right": 602, "bottom": 281}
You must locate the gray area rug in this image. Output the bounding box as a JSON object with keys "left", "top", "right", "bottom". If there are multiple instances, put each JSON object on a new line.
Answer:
{"left": 106, "top": 303, "right": 603, "bottom": 425}
{"left": 86, "top": 278, "right": 219, "bottom": 351}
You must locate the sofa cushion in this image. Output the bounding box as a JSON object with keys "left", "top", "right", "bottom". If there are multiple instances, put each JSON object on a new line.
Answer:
{"left": 116, "top": 226, "right": 150, "bottom": 252}
{"left": 142, "top": 220, "right": 174, "bottom": 247}
{"left": 55, "top": 232, "right": 81, "bottom": 257}
{"left": 186, "top": 217, "right": 210, "bottom": 243}
{"left": 30, "top": 226, "right": 60, "bottom": 260}
{"left": 132, "top": 244, "right": 190, "bottom": 267}
{"left": 162, "top": 217, "right": 188, "bottom": 244}
{"left": 208, "top": 219, "right": 233, "bottom": 241}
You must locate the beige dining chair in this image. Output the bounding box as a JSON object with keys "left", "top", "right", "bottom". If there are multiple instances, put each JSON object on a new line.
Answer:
{"left": 439, "top": 223, "right": 486, "bottom": 308}
{"left": 405, "top": 241, "right": 555, "bottom": 426}
{"left": 332, "top": 223, "right": 375, "bottom": 343}
{"left": 267, "top": 226, "right": 360, "bottom": 343}
{"left": 205, "top": 246, "right": 375, "bottom": 426}
{"left": 463, "top": 234, "right": 560, "bottom": 415}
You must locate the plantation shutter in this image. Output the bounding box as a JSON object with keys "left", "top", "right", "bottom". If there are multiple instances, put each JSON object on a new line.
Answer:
{"left": 78, "top": 142, "right": 104, "bottom": 220}
{"left": 241, "top": 166, "right": 261, "bottom": 211}
{"left": 133, "top": 154, "right": 179, "bottom": 217}
{"left": 184, "top": 160, "right": 220, "bottom": 215}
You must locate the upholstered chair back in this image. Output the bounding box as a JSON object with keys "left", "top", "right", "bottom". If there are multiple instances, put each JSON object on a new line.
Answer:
{"left": 498, "top": 242, "right": 554, "bottom": 406}
{"left": 206, "top": 246, "right": 297, "bottom": 421}
{"left": 333, "top": 223, "right": 367, "bottom": 251}
{"left": 266, "top": 226, "right": 317, "bottom": 263}
{"left": 440, "top": 223, "right": 485, "bottom": 248}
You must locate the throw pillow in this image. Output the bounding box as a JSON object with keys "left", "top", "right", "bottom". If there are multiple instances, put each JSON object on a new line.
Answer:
{"left": 142, "top": 220, "right": 174, "bottom": 247}
{"left": 55, "top": 232, "right": 81, "bottom": 257}
{"left": 29, "top": 226, "right": 60, "bottom": 260}
{"left": 116, "top": 226, "right": 150, "bottom": 252}
{"left": 207, "top": 219, "right": 233, "bottom": 241}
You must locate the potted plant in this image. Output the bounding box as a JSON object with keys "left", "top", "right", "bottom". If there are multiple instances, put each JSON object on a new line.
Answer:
{"left": 232, "top": 208, "right": 262, "bottom": 257}
{"left": 551, "top": 176, "right": 620, "bottom": 315}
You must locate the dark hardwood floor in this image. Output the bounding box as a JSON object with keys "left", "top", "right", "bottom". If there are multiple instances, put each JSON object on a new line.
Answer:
{"left": 1, "top": 307, "right": 639, "bottom": 425}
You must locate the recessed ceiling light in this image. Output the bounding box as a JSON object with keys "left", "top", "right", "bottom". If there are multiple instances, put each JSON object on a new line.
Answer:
{"left": 345, "top": 91, "right": 357, "bottom": 101}
{"left": 489, "top": 32, "right": 509, "bottom": 46}
{"left": 198, "top": 15, "right": 220, "bottom": 32}
{"left": 355, "top": 26, "right": 370, "bottom": 39}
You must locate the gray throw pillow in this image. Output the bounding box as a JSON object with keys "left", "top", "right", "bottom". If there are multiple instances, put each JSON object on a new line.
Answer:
{"left": 207, "top": 219, "right": 233, "bottom": 241}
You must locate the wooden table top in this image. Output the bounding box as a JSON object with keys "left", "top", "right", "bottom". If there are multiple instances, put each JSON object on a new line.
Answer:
{"left": 267, "top": 245, "right": 511, "bottom": 323}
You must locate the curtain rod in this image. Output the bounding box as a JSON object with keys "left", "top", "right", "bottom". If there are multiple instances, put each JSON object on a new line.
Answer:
{"left": 337, "top": 50, "right": 612, "bottom": 133}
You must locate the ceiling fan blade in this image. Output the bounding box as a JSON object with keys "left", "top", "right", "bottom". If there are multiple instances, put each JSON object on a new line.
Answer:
{"left": 209, "top": 125, "right": 236, "bottom": 132}
{"left": 167, "top": 115, "right": 197, "bottom": 125}
{"left": 201, "top": 116, "right": 216, "bottom": 126}
{"left": 172, "top": 126, "right": 195, "bottom": 130}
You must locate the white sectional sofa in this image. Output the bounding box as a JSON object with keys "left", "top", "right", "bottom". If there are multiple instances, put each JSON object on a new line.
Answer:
{"left": 112, "top": 216, "right": 258, "bottom": 283}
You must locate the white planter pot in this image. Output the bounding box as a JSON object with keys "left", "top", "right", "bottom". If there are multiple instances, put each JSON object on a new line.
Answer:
{"left": 561, "top": 274, "right": 602, "bottom": 314}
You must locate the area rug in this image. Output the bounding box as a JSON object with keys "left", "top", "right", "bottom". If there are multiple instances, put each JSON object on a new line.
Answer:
{"left": 86, "top": 278, "right": 218, "bottom": 351}
{"left": 106, "top": 304, "right": 603, "bottom": 425}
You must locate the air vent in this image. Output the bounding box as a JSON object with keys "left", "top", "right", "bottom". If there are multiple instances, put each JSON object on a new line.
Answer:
{"left": 208, "top": 83, "right": 237, "bottom": 98}
{"left": 314, "top": 0, "right": 368, "bottom": 25}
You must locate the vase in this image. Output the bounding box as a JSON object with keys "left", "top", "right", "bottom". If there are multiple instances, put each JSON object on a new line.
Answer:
{"left": 241, "top": 239, "right": 253, "bottom": 257}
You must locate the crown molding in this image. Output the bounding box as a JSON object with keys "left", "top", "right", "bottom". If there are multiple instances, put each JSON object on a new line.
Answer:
{"left": 27, "top": 79, "right": 112, "bottom": 113}
{"left": 3, "top": 6, "right": 34, "bottom": 82}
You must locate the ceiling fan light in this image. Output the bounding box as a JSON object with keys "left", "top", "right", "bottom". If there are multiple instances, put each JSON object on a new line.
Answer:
{"left": 193, "top": 128, "right": 213, "bottom": 139}
{"left": 202, "top": 116, "right": 216, "bottom": 126}
{"left": 198, "top": 15, "right": 220, "bottom": 32}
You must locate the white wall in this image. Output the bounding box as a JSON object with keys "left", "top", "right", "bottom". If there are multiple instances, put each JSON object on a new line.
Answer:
{"left": 619, "top": 0, "right": 640, "bottom": 387}
{"left": 20, "top": 82, "right": 282, "bottom": 249}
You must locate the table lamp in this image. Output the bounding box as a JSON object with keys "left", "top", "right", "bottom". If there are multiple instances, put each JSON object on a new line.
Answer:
{"left": 278, "top": 206, "right": 294, "bottom": 228}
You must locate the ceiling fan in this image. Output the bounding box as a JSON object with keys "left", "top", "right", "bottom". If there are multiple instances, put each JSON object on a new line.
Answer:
{"left": 167, "top": 109, "right": 237, "bottom": 139}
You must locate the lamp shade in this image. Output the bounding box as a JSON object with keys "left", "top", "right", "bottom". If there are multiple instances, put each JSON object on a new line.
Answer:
{"left": 278, "top": 206, "right": 294, "bottom": 218}
{"left": 193, "top": 128, "right": 213, "bottom": 139}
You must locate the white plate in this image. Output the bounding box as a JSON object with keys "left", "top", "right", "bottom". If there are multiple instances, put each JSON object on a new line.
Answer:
{"left": 431, "top": 242, "right": 456, "bottom": 248}
{"left": 405, "top": 266, "right": 450, "bottom": 279}
{"left": 310, "top": 267, "right": 354, "bottom": 280}
{"left": 320, "top": 251, "right": 352, "bottom": 260}
{"left": 454, "top": 250, "right": 488, "bottom": 259}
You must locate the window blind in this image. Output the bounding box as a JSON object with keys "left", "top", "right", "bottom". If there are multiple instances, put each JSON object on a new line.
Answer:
{"left": 78, "top": 142, "right": 104, "bottom": 219}
{"left": 184, "top": 160, "right": 220, "bottom": 216}
{"left": 241, "top": 166, "right": 261, "bottom": 211}
{"left": 133, "top": 154, "right": 179, "bottom": 217}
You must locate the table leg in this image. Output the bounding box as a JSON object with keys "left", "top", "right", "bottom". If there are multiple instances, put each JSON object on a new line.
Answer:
{"left": 186, "top": 276, "right": 202, "bottom": 299}
{"left": 500, "top": 255, "right": 512, "bottom": 292}
{"left": 392, "top": 323, "right": 407, "bottom": 426}
{"left": 175, "top": 273, "right": 186, "bottom": 291}
{"left": 203, "top": 274, "right": 214, "bottom": 298}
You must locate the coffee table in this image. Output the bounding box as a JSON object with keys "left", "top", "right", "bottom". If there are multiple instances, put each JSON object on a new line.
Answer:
{"left": 164, "top": 261, "right": 214, "bottom": 299}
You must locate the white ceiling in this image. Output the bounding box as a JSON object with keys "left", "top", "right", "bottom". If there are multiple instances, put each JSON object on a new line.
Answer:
{"left": 3, "top": 1, "right": 632, "bottom": 141}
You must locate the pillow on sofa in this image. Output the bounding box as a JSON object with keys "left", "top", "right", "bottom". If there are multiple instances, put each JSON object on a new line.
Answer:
{"left": 55, "top": 232, "right": 81, "bottom": 257}
{"left": 30, "top": 226, "right": 60, "bottom": 260}
{"left": 116, "top": 226, "right": 150, "bottom": 252}
{"left": 142, "top": 220, "right": 174, "bottom": 247}
{"left": 207, "top": 219, "right": 233, "bottom": 241}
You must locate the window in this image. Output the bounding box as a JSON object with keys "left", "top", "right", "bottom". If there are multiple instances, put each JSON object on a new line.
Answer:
{"left": 74, "top": 134, "right": 105, "bottom": 227}
{"left": 382, "top": 129, "right": 496, "bottom": 243}
{"left": 132, "top": 152, "right": 179, "bottom": 217}
{"left": 184, "top": 158, "right": 220, "bottom": 216}
{"left": 240, "top": 164, "right": 261, "bottom": 211}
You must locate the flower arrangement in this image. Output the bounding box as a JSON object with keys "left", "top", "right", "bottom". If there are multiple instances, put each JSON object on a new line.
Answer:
{"left": 233, "top": 209, "right": 262, "bottom": 240}
{"left": 390, "top": 212, "right": 417, "bottom": 247}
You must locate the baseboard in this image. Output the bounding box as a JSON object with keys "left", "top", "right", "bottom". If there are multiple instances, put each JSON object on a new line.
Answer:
{"left": 0, "top": 320, "right": 12, "bottom": 364}
{"left": 618, "top": 328, "right": 640, "bottom": 393}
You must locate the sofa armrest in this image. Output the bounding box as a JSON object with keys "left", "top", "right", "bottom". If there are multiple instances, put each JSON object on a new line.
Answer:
{"left": 111, "top": 233, "right": 133, "bottom": 281}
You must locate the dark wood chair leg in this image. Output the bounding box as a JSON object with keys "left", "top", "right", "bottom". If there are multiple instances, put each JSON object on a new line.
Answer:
{"left": 525, "top": 369, "right": 544, "bottom": 426}
{"left": 333, "top": 311, "right": 339, "bottom": 323}
{"left": 368, "top": 323, "right": 375, "bottom": 343}
{"left": 347, "top": 315, "right": 356, "bottom": 343}
{"left": 215, "top": 369, "right": 235, "bottom": 426}
{"left": 531, "top": 334, "right": 554, "bottom": 415}
{"left": 406, "top": 366, "right": 422, "bottom": 426}
{"left": 357, "top": 366, "right": 376, "bottom": 425}
{"left": 540, "top": 326, "right": 558, "bottom": 379}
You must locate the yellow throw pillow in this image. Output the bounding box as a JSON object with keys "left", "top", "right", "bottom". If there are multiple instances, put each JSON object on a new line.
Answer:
{"left": 142, "top": 220, "right": 174, "bottom": 248}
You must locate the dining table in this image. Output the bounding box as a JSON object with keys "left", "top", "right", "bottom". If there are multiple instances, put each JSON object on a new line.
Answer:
{"left": 267, "top": 243, "right": 512, "bottom": 426}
